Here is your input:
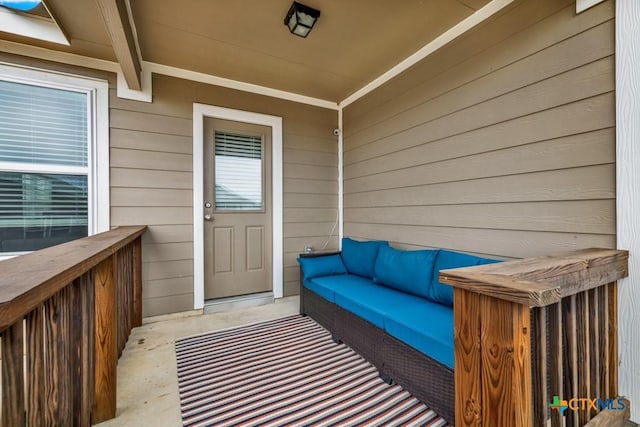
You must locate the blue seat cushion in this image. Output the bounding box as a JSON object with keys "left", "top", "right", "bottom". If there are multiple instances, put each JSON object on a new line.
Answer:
{"left": 341, "top": 237, "right": 389, "bottom": 279}
{"left": 332, "top": 279, "right": 422, "bottom": 329}
{"left": 305, "top": 274, "right": 375, "bottom": 303}
{"left": 429, "top": 249, "right": 501, "bottom": 307}
{"left": 297, "top": 254, "right": 347, "bottom": 281}
{"left": 383, "top": 300, "right": 454, "bottom": 369}
{"left": 373, "top": 245, "right": 437, "bottom": 298}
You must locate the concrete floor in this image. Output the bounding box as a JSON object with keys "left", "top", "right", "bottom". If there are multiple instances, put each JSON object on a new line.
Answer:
{"left": 97, "top": 296, "right": 299, "bottom": 427}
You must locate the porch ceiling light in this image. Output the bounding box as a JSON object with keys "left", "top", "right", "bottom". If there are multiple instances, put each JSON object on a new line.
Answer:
{"left": 284, "top": 1, "right": 320, "bottom": 38}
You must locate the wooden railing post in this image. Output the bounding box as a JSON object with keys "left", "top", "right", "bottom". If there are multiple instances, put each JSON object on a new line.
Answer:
{"left": 454, "top": 289, "right": 532, "bottom": 427}
{"left": 1, "top": 321, "right": 25, "bottom": 427}
{"left": 443, "top": 248, "right": 629, "bottom": 427}
{"left": 133, "top": 236, "right": 143, "bottom": 327}
{"left": 93, "top": 256, "right": 117, "bottom": 423}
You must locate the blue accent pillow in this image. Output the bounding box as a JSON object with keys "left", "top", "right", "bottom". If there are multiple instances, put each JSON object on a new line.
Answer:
{"left": 297, "top": 255, "right": 347, "bottom": 281}
{"left": 373, "top": 245, "right": 437, "bottom": 298}
{"left": 429, "top": 250, "right": 501, "bottom": 307}
{"left": 341, "top": 237, "right": 389, "bottom": 278}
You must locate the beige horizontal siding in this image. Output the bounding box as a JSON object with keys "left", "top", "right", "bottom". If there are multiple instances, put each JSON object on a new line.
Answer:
{"left": 343, "top": 0, "right": 615, "bottom": 260}
{"left": 0, "top": 51, "right": 338, "bottom": 317}
{"left": 109, "top": 75, "right": 337, "bottom": 316}
{"left": 345, "top": 0, "right": 612, "bottom": 127}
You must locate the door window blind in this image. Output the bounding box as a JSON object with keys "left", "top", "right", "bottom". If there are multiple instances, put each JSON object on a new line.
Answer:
{"left": 214, "top": 131, "right": 263, "bottom": 211}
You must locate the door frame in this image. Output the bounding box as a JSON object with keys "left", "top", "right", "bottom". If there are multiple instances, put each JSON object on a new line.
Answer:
{"left": 193, "top": 103, "right": 283, "bottom": 309}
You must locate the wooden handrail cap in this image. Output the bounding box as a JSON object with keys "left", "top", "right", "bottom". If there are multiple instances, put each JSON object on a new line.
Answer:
{"left": 440, "top": 248, "right": 628, "bottom": 307}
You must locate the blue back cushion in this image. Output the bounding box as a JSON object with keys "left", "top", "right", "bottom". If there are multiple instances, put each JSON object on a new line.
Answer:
{"left": 341, "top": 237, "right": 388, "bottom": 278}
{"left": 429, "top": 250, "right": 501, "bottom": 306}
{"left": 373, "top": 245, "right": 437, "bottom": 298}
{"left": 297, "top": 254, "right": 347, "bottom": 281}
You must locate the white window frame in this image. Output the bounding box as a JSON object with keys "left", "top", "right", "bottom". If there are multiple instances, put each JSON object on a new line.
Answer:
{"left": 0, "top": 62, "right": 109, "bottom": 260}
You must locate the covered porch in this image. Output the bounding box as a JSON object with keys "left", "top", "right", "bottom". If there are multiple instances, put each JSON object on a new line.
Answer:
{"left": 0, "top": 0, "right": 640, "bottom": 425}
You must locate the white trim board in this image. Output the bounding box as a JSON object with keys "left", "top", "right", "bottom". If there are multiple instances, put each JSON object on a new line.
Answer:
{"left": 616, "top": 0, "right": 640, "bottom": 423}
{"left": 192, "top": 104, "right": 284, "bottom": 309}
{"left": 339, "top": 0, "right": 515, "bottom": 107}
{"left": 577, "top": 0, "right": 607, "bottom": 14}
{"left": 0, "top": 6, "right": 69, "bottom": 46}
{"left": 338, "top": 109, "right": 344, "bottom": 246}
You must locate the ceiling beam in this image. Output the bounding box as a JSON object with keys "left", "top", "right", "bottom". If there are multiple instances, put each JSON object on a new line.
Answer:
{"left": 95, "top": 0, "right": 141, "bottom": 90}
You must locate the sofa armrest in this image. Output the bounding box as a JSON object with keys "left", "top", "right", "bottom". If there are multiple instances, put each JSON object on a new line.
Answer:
{"left": 298, "top": 251, "right": 342, "bottom": 314}
{"left": 299, "top": 251, "right": 341, "bottom": 259}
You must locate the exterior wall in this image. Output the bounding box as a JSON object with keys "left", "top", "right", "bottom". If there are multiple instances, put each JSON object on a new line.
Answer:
{"left": 342, "top": 0, "right": 615, "bottom": 259}
{"left": 0, "top": 54, "right": 338, "bottom": 316}
{"left": 110, "top": 75, "right": 338, "bottom": 315}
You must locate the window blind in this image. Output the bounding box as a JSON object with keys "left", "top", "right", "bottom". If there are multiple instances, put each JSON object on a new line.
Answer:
{"left": 214, "top": 131, "right": 263, "bottom": 211}
{"left": 0, "top": 172, "right": 88, "bottom": 252}
{"left": 0, "top": 79, "right": 87, "bottom": 167}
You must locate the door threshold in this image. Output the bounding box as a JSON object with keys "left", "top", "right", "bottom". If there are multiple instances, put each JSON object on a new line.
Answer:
{"left": 204, "top": 292, "right": 274, "bottom": 314}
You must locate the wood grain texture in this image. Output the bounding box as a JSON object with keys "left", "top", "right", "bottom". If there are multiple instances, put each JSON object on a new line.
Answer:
{"left": 479, "top": 296, "right": 531, "bottom": 426}
{"left": 549, "top": 302, "right": 564, "bottom": 427}
{"left": 80, "top": 271, "right": 96, "bottom": 426}
{"left": 531, "top": 307, "right": 548, "bottom": 427}
{"left": 1, "top": 321, "right": 25, "bottom": 427}
{"left": 26, "top": 305, "right": 45, "bottom": 425}
{"left": 588, "top": 288, "right": 601, "bottom": 418}
{"left": 43, "top": 290, "right": 72, "bottom": 424}
{"left": 454, "top": 288, "right": 482, "bottom": 427}
{"left": 70, "top": 279, "right": 84, "bottom": 425}
{"left": 607, "top": 282, "right": 618, "bottom": 398}
{"left": 576, "top": 291, "right": 591, "bottom": 424}
{"left": 440, "top": 248, "right": 628, "bottom": 307}
{"left": 93, "top": 257, "right": 117, "bottom": 423}
{"left": 0, "top": 226, "right": 146, "bottom": 331}
{"left": 563, "top": 295, "right": 579, "bottom": 427}
{"left": 133, "top": 237, "right": 143, "bottom": 327}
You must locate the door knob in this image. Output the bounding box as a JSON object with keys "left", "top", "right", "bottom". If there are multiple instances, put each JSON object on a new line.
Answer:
{"left": 204, "top": 214, "right": 213, "bottom": 221}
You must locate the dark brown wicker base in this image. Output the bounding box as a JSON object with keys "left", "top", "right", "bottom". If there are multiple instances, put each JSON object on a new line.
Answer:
{"left": 301, "top": 286, "right": 455, "bottom": 424}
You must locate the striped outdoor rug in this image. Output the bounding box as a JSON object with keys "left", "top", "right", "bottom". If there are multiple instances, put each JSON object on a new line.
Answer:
{"left": 175, "top": 315, "right": 450, "bottom": 427}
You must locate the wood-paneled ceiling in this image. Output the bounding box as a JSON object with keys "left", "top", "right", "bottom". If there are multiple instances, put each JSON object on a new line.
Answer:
{"left": 0, "top": 0, "right": 492, "bottom": 102}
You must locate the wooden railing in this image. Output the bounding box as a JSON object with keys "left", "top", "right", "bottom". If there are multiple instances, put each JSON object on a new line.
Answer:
{"left": 441, "top": 248, "right": 629, "bottom": 427}
{"left": 0, "top": 226, "right": 146, "bottom": 426}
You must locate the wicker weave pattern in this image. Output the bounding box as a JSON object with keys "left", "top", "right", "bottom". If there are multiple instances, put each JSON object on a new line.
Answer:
{"left": 382, "top": 334, "right": 455, "bottom": 423}
{"left": 300, "top": 278, "right": 455, "bottom": 425}
{"left": 301, "top": 287, "right": 335, "bottom": 331}
{"left": 334, "top": 305, "right": 385, "bottom": 370}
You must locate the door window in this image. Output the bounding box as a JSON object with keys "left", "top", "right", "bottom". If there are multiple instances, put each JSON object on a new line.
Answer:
{"left": 214, "top": 131, "right": 263, "bottom": 211}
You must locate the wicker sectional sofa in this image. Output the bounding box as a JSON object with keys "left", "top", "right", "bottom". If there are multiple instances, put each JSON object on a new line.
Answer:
{"left": 298, "top": 238, "right": 500, "bottom": 424}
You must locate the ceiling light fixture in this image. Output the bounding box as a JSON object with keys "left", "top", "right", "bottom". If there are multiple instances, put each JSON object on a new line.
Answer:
{"left": 284, "top": 1, "right": 320, "bottom": 38}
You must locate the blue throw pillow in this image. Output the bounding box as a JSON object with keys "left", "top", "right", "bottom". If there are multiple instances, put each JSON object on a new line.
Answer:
{"left": 297, "top": 254, "right": 347, "bottom": 280}
{"left": 429, "top": 250, "right": 501, "bottom": 307}
{"left": 373, "top": 245, "right": 437, "bottom": 298}
{"left": 341, "top": 237, "right": 389, "bottom": 278}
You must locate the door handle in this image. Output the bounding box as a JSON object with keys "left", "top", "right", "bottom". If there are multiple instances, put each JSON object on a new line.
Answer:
{"left": 204, "top": 214, "right": 213, "bottom": 221}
